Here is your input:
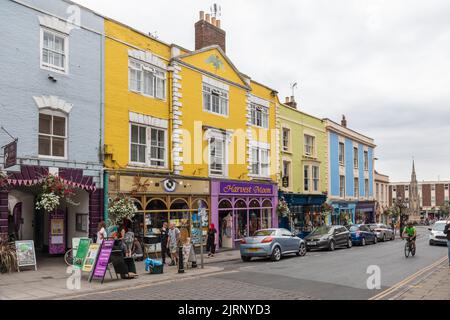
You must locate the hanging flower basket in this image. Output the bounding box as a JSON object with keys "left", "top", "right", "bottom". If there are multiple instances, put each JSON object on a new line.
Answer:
{"left": 35, "top": 174, "right": 78, "bottom": 212}
{"left": 108, "top": 195, "right": 137, "bottom": 225}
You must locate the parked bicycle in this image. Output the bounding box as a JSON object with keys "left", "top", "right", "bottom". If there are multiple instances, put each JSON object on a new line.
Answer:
{"left": 64, "top": 248, "right": 73, "bottom": 266}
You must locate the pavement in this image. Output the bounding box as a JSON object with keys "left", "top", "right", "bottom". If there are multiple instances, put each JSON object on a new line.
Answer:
{"left": 0, "top": 251, "right": 230, "bottom": 300}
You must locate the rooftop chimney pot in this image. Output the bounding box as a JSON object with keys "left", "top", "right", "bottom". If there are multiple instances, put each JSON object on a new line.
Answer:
{"left": 216, "top": 20, "right": 221, "bottom": 28}
{"left": 199, "top": 11, "right": 205, "bottom": 21}
{"left": 211, "top": 17, "right": 216, "bottom": 26}
{"left": 205, "top": 14, "right": 211, "bottom": 23}
{"left": 341, "top": 115, "right": 347, "bottom": 127}
{"left": 195, "top": 9, "right": 226, "bottom": 52}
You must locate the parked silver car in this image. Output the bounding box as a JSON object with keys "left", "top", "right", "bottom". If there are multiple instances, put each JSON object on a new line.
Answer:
{"left": 367, "top": 223, "right": 395, "bottom": 242}
{"left": 240, "top": 228, "right": 307, "bottom": 262}
{"left": 429, "top": 220, "right": 449, "bottom": 246}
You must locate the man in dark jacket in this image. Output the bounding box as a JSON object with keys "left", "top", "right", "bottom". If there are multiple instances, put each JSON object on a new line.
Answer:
{"left": 160, "top": 222, "right": 172, "bottom": 265}
{"left": 444, "top": 221, "right": 450, "bottom": 266}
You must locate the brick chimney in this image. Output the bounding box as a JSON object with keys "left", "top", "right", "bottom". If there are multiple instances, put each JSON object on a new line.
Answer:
{"left": 341, "top": 115, "right": 347, "bottom": 127}
{"left": 285, "top": 96, "right": 297, "bottom": 109}
{"left": 195, "top": 10, "right": 226, "bottom": 52}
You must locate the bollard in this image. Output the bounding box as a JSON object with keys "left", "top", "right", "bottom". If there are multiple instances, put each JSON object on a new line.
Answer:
{"left": 178, "top": 245, "right": 185, "bottom": 274}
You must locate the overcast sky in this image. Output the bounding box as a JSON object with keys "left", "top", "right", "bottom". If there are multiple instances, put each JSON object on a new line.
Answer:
{"left": 74, "top": 0, "right": 450, "bottom": 182}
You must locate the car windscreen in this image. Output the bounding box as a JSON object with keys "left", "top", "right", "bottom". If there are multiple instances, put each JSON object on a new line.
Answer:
{"left": 309, "top": 226, "right": 332, "bottom": 235}
{"left": 433, "top": 223, "right": 446, "bottom": 232}
{"left": 349, "top": 226, "right": 360, "bottom": 232}
{"left": 254, "top": 230, "right": 276, "bottom": 237}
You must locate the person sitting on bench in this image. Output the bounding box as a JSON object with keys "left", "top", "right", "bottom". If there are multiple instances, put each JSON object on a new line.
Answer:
{"left": 110, "top": 239, "right": 138, "bottom": 279}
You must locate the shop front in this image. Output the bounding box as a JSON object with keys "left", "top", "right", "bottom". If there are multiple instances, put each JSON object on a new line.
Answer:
{"left": 108, "top": 173, "right": 210, "bottom": 247}
{"left": 356, "top": 201, "right": 376, "bottom": 224}
{"left": 278, "top": 192, "right": 327, "bottom": 233}
{"left": 0, "top": 165, "right": 103, "bottom": 253}
{"left": 211, "top": 180, "right": 278, "bottom": 250}
{"left": 329, "top": 201, "right": 356, "bottom": 226}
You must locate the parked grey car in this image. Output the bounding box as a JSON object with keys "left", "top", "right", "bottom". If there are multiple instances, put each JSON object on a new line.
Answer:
{"left": 367, "top": 223, "right": 395, "bottom": 242}
{"left": 240, "top": 228, "right": 307, "bottom": 262}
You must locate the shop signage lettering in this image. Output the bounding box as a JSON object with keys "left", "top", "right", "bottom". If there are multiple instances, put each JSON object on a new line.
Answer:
{"left": 220, "top": 182, "right": 273, "bottom": 195}
{"left": 90, "top": 240, "right": 114, "bottom": 283}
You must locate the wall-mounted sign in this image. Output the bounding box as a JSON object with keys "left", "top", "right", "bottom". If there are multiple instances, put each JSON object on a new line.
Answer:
{"left": 219, "top": 182, "right": 274, "bottom": 196}
{"left": 3, "top": 140, "right": 17, "bottom": 169}
{"left": 163, "top": 179, "right": 177, "bottom": 193}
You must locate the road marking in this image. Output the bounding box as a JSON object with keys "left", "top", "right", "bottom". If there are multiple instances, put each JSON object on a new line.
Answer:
{"left": 369, "top": 256, "right": 447, "bottom": 300}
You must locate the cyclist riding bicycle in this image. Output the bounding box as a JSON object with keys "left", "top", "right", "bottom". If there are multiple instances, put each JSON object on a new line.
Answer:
{"left": 402, "top": 221, "right": 417, "bottom": 251}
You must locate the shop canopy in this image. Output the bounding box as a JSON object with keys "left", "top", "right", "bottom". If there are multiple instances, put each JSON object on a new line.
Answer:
{"left": 6, "top": 165, "right": 96, "bottom": 191}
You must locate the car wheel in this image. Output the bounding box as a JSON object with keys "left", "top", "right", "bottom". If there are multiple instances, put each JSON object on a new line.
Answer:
{"left": 383, "top": 234, "right": 386, "bottom": 242}
{"left": 429, "top": 240, "right": 434, "bottom": 246}
{"left": 347, "top": 238, "right": 352, "bottom": 248}
{"left": 361, "top": 237, "right": 366, "bottom": 246}
{"left": 297, "top": 243, "right": 307, "bottom": 257}
{"left": 241, "top": 256, "right": 252, "bottom": 262}
{"left": 373, "top": 236, "right": 378, "bottom": 244}
{"left": 328, "top": 240, "right": 336, "bottom": 251}
{"left": 271, "top": 246, "right": 282, "bottom": 261}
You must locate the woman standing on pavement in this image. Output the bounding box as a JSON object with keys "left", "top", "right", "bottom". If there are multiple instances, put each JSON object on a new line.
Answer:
{"left": 207, "top": 223, "right": 217, "bottom": 258}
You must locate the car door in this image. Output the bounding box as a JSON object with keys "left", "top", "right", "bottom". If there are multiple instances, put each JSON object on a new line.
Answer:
{"left": 278, "top": 229, "right": 292, "bottom": 252}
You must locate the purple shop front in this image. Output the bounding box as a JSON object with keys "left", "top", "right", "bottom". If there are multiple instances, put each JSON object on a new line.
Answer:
{"left": 211, "top": 180, "right": 278, "bottom": 249}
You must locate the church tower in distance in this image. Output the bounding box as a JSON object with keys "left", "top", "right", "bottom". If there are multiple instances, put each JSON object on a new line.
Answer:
{"left": 409, "top": 160, "right": 420, "bottom": 221}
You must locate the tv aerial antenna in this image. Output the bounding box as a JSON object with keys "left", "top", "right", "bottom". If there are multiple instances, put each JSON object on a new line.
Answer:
{"left": 210, "top": 3, "right": 222, "bottom": 18}
{"left": 149, "top": 30, "right": 158, "bottom": 39}
{"left": 290, "top": 82, "right": 298, "bottom": 98}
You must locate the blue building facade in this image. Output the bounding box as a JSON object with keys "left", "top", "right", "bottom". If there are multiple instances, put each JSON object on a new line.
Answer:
{"left": 325, "top": 117, "right": 376, "bottom": 225}
{"left": 0, "top": 0, "right": 104, "bottom": 252}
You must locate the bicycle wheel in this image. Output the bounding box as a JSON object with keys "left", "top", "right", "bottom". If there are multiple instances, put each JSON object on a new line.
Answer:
{"left": 404, "top": 242, "right": 410, "bottom": 258}
{"left": 64, "top": 249, "right": 73, "bottom": 266}
{"left": 411, "top": 244, "right": 416, "bottom": 257}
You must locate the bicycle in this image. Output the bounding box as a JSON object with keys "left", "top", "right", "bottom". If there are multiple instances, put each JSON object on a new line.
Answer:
{"left": 64, "top": 248, "right": 73, "bottom": 266}
{"left": 404, "top": 236, "right": 416, "bottom": 258}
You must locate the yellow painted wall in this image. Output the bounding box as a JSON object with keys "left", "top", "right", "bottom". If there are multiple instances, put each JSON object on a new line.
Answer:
{"left": 104, "top": 19, "right": 171, "bottom": 170}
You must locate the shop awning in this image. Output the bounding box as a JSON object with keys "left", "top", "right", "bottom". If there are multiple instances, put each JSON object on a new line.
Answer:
{"left": 6, "top": 165, "right": 96, "bottom": 191}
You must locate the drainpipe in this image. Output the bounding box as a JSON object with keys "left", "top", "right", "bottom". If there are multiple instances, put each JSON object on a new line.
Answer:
{"left": 103, "top": 171, "right": 109, "bottom": 222}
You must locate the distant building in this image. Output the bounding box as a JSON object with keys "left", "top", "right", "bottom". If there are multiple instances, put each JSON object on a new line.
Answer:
{"left": 374, "top": 171, "right": 390, "bottom": 223}
{"left": 389, "top": 161, "right": 450, "bottom": 221}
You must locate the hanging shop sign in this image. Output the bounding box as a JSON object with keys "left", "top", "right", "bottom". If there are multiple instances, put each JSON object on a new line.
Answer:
{"left": 163, "top": 179, "right": 177, "bottom": 192}
{"left": 73, "top": 238, "right": 91, "bottom": 269}
{"left": 82, "top": 243, "right": 100, "bottom": 273}
{"left": 90, "top": 240, "right": 114, "bottom": 283}
{"left": 2, "top": 140, "right": 17, "bottom": 169}
{"left": 15, "top": 240, "right": 37, "bottom": 271}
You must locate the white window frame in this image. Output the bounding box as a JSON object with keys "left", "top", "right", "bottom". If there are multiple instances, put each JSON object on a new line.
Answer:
{"left": 38, "top": 109, "right": 68, "bottom": 160}
{"left": 282, "top": 160, "right": 291, "bottom": 188}
{"left": 130, "top": 124, "right": 147, "bottom": 164}
{"left": 339, "top": 142, "right": 345, "bottom": 166}
{"left": 364, "top": 150, "right": 369, "bottom": 171}
{"left": 250, "top": 103, "right": 269, "bottom": 129}
{"left": 129, "top": 123, "right": 168, "bottom": 169}
{"left": 304, "top": 135, "right": 316, "bottom": 157}
{"left": 340, "top": 175, "right": 346, "bottom": 198}
{"left": 353, "top": 147, "right": 359, "bottom": 169}
{"left": 250, "top": 147, "right": 270, "bottom": 178}
{"left": 282, "top": 128, "right": 290, "bottom": 152}
{"left": 203, "top": 83, "right": 229, "bottom": 117}
{"left": 128, "top": 58, "right": 166, "bottom": 100}
{"left": 40, "top": 27, "right": 69, "bottom": 74}
{"left": 312, "top": 165, "right": 320, "bottom": 192}
{"left": 208, "top": 135, "right": 227, "bottom": 177}
{"left": 354, "top": 178, "right": 359, "bottom": 198}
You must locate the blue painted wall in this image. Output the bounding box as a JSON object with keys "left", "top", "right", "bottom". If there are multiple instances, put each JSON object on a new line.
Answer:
{"left": 358, "top": 144, "right": 365, "bottom": 197}
{"left": 368, "top": 147, "right": 374, "bottom": 197}
{"left": 345, "top": 138, "right": 354, "bottom": 197}
{"left": 0, "top": 0, "right": 104, "bottom": 184}
{"left": 329, "top": 132, "right": 340, "bottom": 197}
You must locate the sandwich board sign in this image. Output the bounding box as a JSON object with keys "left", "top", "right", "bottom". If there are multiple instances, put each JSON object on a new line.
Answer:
{"left": 73, "top": 238, "right": 91, "bottom": 269}
{"left": 82, "top": 243, "right": 100, "bottom": 273}
{"left": 90, "top": 240, "right": 114, "bottom": 284}
{"left": 15, "top": 240, "right": 37, "bottom": 271}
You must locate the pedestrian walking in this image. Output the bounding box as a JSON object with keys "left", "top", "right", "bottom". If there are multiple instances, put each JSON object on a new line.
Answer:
{"left": 444, "top": 220, "right": 450, "bottom": 266}
{"left": 167, "top": 222, "right": 181, "bottom": 266}
{"left": 206, "top": 223, "right": 217, "bottom": 258}
{"left": 160, "top": 222, "right": 172, "bottom": 265}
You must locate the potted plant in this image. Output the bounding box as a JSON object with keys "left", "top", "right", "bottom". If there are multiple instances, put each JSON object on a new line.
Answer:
{"left": 0, "top": 240, "right": 17, "bottom": 274}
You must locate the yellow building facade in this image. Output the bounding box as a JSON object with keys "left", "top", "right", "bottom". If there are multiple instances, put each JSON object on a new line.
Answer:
{"left": 103, "top": 15, "right": 279, "bottom": 248}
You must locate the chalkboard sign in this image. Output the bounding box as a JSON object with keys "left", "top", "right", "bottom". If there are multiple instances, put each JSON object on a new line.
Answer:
{"left": 15, "top": 240, "right": 37, "bottom": 271}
